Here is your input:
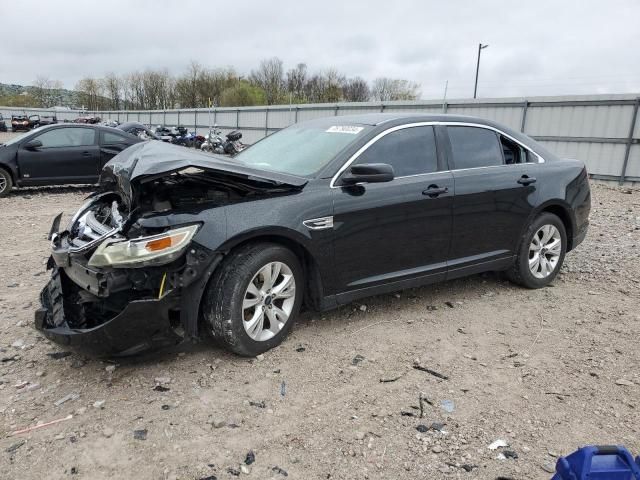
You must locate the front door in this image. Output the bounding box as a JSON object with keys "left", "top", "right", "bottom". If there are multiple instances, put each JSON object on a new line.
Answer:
{"left": 18, "top": 127, "right": 100, "bottom": 185}
{"left": 331, "top": 125, "right": 454, "bottom": 298}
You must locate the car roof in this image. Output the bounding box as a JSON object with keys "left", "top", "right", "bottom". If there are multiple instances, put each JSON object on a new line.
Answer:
{"left": 303, "top": 112, "right": 508, "bottom": 127}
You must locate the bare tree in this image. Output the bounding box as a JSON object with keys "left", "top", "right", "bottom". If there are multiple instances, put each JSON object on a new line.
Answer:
{"left": 104, "top": 73, "right": 122, "bottom": 110}
{"left": 250, "top": 57, "right": 285, "bottom": 105}
{"left": 175, "top": 61, "right": 201, "bottom": 108}
{"left": 342, "top": 77, "right": 370, "bottom": 102}
{"left": 371, "top": 77, "right": 421, "bottom": 101}
{"left": 286, "top": 63, "right": 307, "bottom": 102}
{"left": 75, "top": 77, "right": 104, "bottom": 110}
{"left": 32, "top": 76, "right": 53, "bottom": 107}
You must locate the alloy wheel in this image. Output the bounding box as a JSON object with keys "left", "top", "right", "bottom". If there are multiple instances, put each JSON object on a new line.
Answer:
{"left": 0, "top": 176, "right": 6, "bottom": 194}
{"left": 528, "top": 224, "right": 562, "bottom": 279}
{"left": 242, "top": 261, "right": 296, "bottom": 341}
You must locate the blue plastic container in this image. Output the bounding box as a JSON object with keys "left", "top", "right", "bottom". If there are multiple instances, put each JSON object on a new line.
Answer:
{"left": 552, "top": 446, "right": 640, "bottom": 479}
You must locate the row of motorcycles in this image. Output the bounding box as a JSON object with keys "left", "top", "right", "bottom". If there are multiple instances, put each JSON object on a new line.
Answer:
{"left": 154, "top": 125, "right": 246, "bottom": 155}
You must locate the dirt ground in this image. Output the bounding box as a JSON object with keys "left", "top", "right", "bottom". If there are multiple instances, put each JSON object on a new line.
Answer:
{"left": 0, "top": 156, "right": 639, "bottom": 479}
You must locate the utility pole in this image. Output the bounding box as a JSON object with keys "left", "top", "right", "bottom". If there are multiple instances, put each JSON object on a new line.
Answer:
{"left": 473, "top": 43, "right": 489, "bottom": 99}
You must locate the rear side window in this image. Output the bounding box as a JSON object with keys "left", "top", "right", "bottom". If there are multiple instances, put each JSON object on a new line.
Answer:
{"left": 353, "top": 126, "right": 438, "bottom": 177}
{"left": 103, "top": 131, "right": 128, "bottom": 144}
{"left": 447, "top": 126, "right": 503, "bottom": 169}
{"left": 34, "top": 128, "right": 95, "bottom": 148}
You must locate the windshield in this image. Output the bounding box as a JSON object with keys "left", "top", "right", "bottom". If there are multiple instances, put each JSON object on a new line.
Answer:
{"left": 2, "top": 126, "right": 48, "bottom": 146}
{"left": 235, "top": 123, "right": 371, "bottom": 176}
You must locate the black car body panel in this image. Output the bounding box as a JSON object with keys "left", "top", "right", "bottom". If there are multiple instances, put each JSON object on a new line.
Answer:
{"left": 0, "top": 124, "right": 143, "bottom": 189}
{"left": 34, "top": 114, "right": 591, "bottom": 356}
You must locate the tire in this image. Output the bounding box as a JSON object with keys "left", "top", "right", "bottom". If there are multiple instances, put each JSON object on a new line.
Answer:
{"left": 0, "top": 168, "right": 13, "bottom": 198}
{"left": 202, "top": 243, "right": 303, "bottom": 356}
{"left": 507, "top": 212, "right": 567, "bottom": 289}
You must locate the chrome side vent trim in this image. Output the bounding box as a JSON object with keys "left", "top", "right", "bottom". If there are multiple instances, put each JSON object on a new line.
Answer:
{"left": 303, "top": 216, "right": 334, "bottom": 231}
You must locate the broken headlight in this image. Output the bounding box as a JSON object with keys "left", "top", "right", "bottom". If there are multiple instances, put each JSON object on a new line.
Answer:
{"left": 88, "top": 224, "right": 199, "bottom": 268}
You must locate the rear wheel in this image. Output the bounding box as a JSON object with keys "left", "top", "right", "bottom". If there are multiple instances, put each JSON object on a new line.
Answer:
{"left": 202, "top": 243, "right": 303, "bottom": 356}
{"left": 0, "top": 169, "right": 13, "bottom": 197}
{"left": 507, "top": 212, "right": 567, "bottom": 288}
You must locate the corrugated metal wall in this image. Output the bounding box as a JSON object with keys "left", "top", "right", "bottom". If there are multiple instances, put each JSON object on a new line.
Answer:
{"left": 2, "top": 94, "right": 639, "bottom": 183}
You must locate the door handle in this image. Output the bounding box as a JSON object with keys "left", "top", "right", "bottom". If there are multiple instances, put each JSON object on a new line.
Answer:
{"left": 81, "top": 151, "right": 92, "bottom": 157}
{"left": 422, "top": 185, "right": 448, "bottom": 197}
{"left": 517, "top": 175, "right": 536, "bottom": 185}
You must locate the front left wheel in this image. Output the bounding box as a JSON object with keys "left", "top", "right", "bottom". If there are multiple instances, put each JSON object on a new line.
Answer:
{"left": 202, "top": 243, "right": 303, "bottom": 356}
{"left": 0, "top": 169, "right": 13, "bottom": 197}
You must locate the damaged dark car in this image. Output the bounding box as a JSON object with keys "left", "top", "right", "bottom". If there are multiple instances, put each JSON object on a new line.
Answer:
{"left": 36, "top": 114, "right": 591, "bottom": 357}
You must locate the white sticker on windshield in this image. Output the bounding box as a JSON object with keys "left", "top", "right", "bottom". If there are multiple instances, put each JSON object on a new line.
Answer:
{"left": 326, "top": 125, "right": 364, "bottom": 134}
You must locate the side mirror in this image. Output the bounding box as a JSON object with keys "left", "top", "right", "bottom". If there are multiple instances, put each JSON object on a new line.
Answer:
{"left": 341, "top": 163, "right": 394, "bottom": 185}
{"left": 24, "top": 139, "right": 43, "bottom": 150}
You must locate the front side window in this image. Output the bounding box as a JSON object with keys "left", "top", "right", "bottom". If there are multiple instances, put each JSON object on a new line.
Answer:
{"left": 447, "top": 126, "right": 503, "bottom": 169}
{"left": 353, "top": 126, "right": 438, "bottom": 177}
{"left": 33, "top": 128, "right": 95, "bottom": 148}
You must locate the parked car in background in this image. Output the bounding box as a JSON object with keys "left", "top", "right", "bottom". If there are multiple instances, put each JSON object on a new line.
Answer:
{"left": 0, "top": 114, "right": 7, "bottom": 132}
{"left": 117, "top": 121, "right": 161, "bottom": 140}
{"left": 39, "top": 115, "right": 58, "bottom": 126}
{"left": 34, "top": 114, "right": 590, "bottom": 357}
{"left": 11, "top": 115, "right": 30, "bottom": 132}
{"left": 74, "top": 116, "right": 101, "bottom": 124}
{"left": 0, "top": 124, "right": 142, "bottom": 196}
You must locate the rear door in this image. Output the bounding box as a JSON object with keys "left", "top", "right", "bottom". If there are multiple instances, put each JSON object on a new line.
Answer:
{"left": 18, "top": 126, "right": 100, "bottom": 185}
{"left": 331, "top": 124, "right": 454, "bottom": 298}
{"left": 444, "top": 125, "right": 540, "bottom": 276}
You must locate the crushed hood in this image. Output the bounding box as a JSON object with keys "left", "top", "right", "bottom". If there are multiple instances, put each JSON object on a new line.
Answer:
{"left": 100, "top": 141, "right": 308, "bottom": 207}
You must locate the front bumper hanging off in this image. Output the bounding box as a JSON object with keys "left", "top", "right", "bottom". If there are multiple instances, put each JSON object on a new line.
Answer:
{"left": 35, "top": 268, "right": 182, "bottom": 357}
{"left": 34, "top": 235, "right": 221, "bottom": 357}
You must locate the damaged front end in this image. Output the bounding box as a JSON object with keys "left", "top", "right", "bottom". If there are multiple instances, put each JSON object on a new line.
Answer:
{"left": 35, "top": 141, "right": 306, "bottom": 356}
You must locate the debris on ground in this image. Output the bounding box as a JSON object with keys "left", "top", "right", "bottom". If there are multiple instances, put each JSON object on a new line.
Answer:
{"left": 440, "top": 399, "right": 455, "bottom": 413}
{"left": 488, "top": 439, "right": 509, "bottom": 450}
{"left": 47, "top": 352, "right": 71, "bottom": 360}
{"left": 11, "top": 414, "right": 73, "bottom": 435}
{"left": 615, "top": 378, "right": 635, "bottom": 386}
{"left": 226, "top": 467, "right": 240, "bottom": 476}
{"left": 54, "top": 393, "right": 79, "bottom": 407}
{"left": 272, "top": 466, "right": 288, "bottom": 476}
{"left": 133, "top": 429, "right": 148, "bottom": 440}
{"left": 249, "top": 400, "right": 266, "bottom": 408}
{"left": 379, "top": 374, "right": 403, "bottom": 383}
{"left": 412, "top": 363, "right": 449, "bottom": 380}
{"left": 6, "top": 441, "right": 26, "bottom": 453}
{"left": 244, "top": 450, "right": 255, "bottom": 465}
{"left": 152, "top": 385, "right": 170, "bottom": 392}
{"left": 416, "top": 425, "right": 428, "bottom": 433}
{"left": 280, "top": 380, "right": 286, "bottom": 397}
{"left": 352, "top": 354, "right": 365, "bottom": 365}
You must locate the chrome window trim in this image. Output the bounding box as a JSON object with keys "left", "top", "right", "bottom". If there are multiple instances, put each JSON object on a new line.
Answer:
{"left": 330, "top": 121, "right": 545, "bottom": 188}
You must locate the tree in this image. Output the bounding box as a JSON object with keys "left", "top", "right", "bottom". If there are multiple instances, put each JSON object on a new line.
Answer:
{"left": 286, "top": 63, "right": 308, "bottom": 102}
{"left": 342, "top": 77, "right": 370, "bottom": 102}
{"left": 371, "top": 77, "right": 420, "bottom": 101}
{"left": 175, "top": 61, "right": 201, "bottom": 108}
{"left": 32, "top": 76, "right": 54, "bottom": 107}
{"left": 219, "top": 81, "right": 267, "bottom": 107}
{"left": 250, "top": 57, "right": 285, "bottom": 105}
{"left": 104, "top": 73, "right": 121, "bottom": 110}
{"left": 75, "top": 77, "right": 105, "bottom": 110}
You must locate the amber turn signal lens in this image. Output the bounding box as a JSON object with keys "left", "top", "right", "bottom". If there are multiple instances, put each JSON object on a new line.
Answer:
{"left": 145, "top": 236, "right": 173, "bottom": 251}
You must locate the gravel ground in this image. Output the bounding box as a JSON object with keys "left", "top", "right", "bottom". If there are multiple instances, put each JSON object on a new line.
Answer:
{"left": 0, "top": 168, "right": 639, "bottom": 479}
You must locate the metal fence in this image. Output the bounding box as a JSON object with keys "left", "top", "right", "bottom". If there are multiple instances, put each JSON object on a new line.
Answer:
{"left": 2, "top": 93, "right": 639, "bottom": 184}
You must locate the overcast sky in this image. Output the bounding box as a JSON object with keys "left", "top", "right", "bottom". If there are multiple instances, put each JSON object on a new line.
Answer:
{"left": 2, "top": 0, "right": 639, "bottom": 100}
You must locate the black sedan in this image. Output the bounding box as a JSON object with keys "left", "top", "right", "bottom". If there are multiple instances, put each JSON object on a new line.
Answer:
{"left": 0, "top": 124, "right": 142, "bottom": 196}
{"left": 35, "top": 114, "right": 591, "bottom": 357}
